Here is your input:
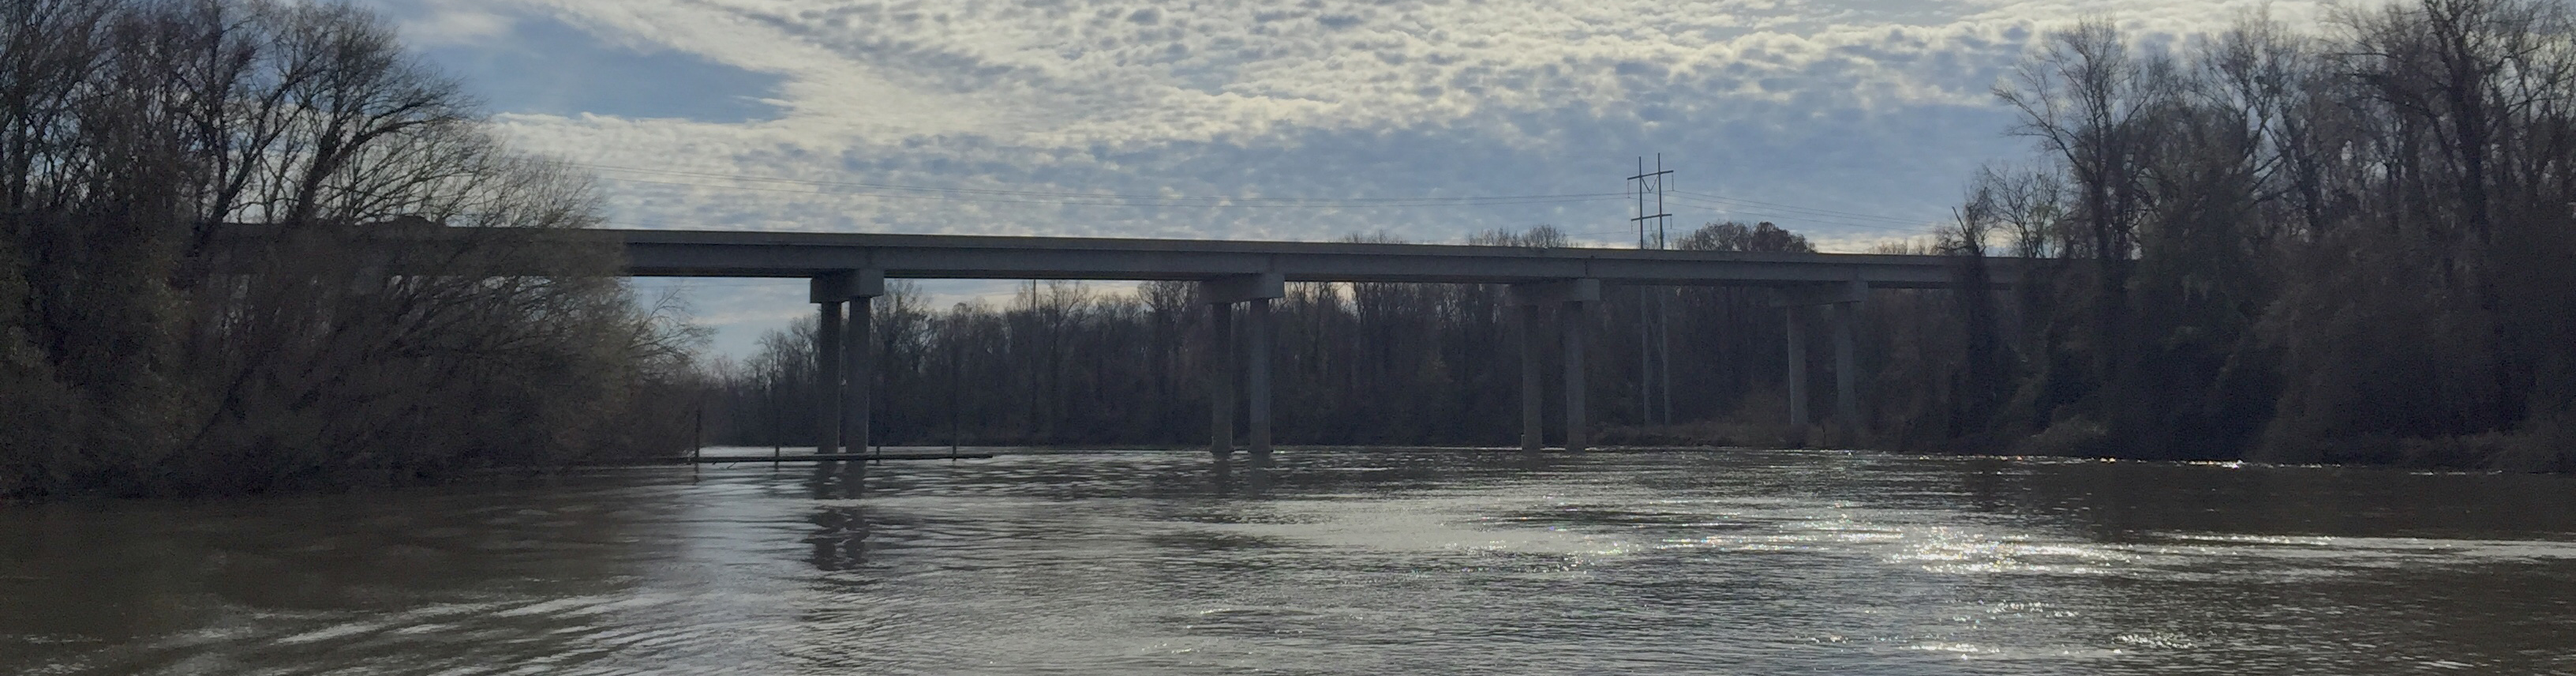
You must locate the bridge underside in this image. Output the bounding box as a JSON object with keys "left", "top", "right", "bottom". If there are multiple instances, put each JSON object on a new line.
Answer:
{"left": 646, "top": 229, "right": 1977, "bottom": 460}
{"left": 616, "top": 230, "right": 1979, "bottom": 287}
{"left": 219, "top": 224, "right": 2003, "bottom": 457}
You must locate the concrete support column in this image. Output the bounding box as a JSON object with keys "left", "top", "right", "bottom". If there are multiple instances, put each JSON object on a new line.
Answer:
{"left": 1833, "top": 301, "right": 1858, "bottom": 425}
{"left": 1519, "top": 303, "right": 1544, "bottom": 453}
{"left": 1207, "top": 302, "right": 1234, "bottom": 459}
{"left": 846, "top": 295, "right": 873, "bottom": 454}
{"left": 812, "top": 270, "right": 882, "bottom": 457}
{"left": 1563, "top": 299, "right": 1589, "bottom": 453}
{"left": 1785, "top": 306, "right": 1808, "bottom": 427}
{"left": 1201, "top": 272, "right": 1282, "bottom": 461}
{"left": 1773, "top": 276, "right": 1868, "bottom": 430}
{"left": 1509, "top": 279, "right": 1597, "bottom": 452}
{"left": 1247, "top": 297, "right": 1273, "bottom": 464}
{"left": 814, "top": 300, "right": 844, "bottom": 455}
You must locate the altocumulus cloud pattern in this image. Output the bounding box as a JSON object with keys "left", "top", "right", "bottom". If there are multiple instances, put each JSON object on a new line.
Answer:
{"left": 362, "top": 0, "right": 2338, "bottom": 353}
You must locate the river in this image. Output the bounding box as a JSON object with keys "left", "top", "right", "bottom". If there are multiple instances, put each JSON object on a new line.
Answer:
{"left": 6, "top": 448, "right": 2575, "bottom": 674}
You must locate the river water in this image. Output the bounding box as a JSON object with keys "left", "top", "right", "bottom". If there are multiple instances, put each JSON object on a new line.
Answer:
{"left": 6, "top": 448, "right": 2576, "bottom": 674}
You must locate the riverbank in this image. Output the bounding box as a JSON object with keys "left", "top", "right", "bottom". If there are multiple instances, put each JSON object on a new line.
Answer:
{"left": 1597, "top": 419, "right": 2576, "bottom": 473}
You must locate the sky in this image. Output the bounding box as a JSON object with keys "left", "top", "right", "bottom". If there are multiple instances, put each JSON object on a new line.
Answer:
{"left": 357, "top": 0, "right": 2338, "bottom": 359}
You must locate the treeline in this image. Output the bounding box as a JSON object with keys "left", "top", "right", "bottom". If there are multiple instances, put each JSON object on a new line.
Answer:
{"left": 703, "top": 223, "right": 1825, "bottom": 449}
{"left": 1874, "top": 0, "right": 2576, "bottom": 469}
{"left": 0, "top": 0, "right": 699, "bottom": 498}
{"left": 711, "top": 0, "right": 2576, "bottom": 471}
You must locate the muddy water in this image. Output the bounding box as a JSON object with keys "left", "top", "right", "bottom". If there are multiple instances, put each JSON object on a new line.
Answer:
{"left": 6, "top": 449, "right": 2576, "bottom": 674}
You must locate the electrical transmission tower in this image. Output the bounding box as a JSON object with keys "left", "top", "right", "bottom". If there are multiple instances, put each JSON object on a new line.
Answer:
{"left": 1630, "top": 155, "right": 1674, "bottom": 426}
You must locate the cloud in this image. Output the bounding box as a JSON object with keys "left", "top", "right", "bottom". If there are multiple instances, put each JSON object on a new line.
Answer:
{"left": 370, "top": 0, "right": 2341, "bottom": 354}
{"left": 384, "top": 0, "right": 521, "bottom": 46}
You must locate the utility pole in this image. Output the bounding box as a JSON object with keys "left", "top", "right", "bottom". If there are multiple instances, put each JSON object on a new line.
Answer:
{"left": 1629, "top": 155, "right": 1675, "bottom": 426}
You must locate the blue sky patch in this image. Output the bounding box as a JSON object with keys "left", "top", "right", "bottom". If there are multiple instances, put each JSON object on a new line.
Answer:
{"left": 414, "top": 13, "right": 784, "bottom": 122}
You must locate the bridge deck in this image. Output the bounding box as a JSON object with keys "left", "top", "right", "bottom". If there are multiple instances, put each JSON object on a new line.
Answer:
{"left": 210, "top": 224, "right": 2007, "bottom": 288}
{"left": 611, "top": 229, "right": 2000, "bottom": 288}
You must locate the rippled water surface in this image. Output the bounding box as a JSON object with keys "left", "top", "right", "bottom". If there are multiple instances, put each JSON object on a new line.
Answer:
{"left": 8, "top": 449, "right": 2576, "bottom": 674}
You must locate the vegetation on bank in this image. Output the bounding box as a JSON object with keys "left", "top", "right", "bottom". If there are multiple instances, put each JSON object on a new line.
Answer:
{"left": 0, "top": 0, "right": 701, "bottom": 498}
{"left": 704, "top": 1, "right": 2576, "bottom": 471}
{"left": 1902, "top": 0, "right": 2576, "bottom": 470}
{"left": 13, "top": 0, "right": 2576, "bottom": 501}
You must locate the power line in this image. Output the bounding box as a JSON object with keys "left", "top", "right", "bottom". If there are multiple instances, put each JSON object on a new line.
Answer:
{"left": 600, "top": 217, "right": 1649, "bottom": 246}
{"left": 1668, "top": 189, "right": 1926, "bottom": 224}
{"left": 578, "top": 162, "right": 1628, "bottom": 208}
{"left": 1663, "top": 194, "right": 1938, "bottom": 235}
{"left": 597, "top": 175, "right": 1632, "bottom": 208}
{"left": 571, "top": 160, "right": 1949, "bottom": 235}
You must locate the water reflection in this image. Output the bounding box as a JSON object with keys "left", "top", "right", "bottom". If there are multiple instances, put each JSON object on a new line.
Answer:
{"left": 803, "top": 462, "right": 871, "bottom": 572}
{"left": 7, "top": 449, "right": 2576, "bottom": 675}
{"left": 1209, "top": 456, "right": 1273, "bottom": 497}
{"left": 803, "top": 460, "right": 865, "bottom": 500}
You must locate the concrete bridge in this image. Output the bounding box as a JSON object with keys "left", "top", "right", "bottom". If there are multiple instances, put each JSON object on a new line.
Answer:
{"left": 603, "top": 229, "right": 2008, "bottom": 461}
{"left": 223, "top": 223, "right": 2008, "bottom": 460}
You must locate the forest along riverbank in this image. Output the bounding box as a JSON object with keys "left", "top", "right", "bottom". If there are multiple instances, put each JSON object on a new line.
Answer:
{"left": 6, "top": 448, "right": 2574, "bottom": 675}
{"left": 691, "top": 3, "right": 2576, "bottom": 473}
{"left": 0, "top": 0, "right": 701, "bottom": 501}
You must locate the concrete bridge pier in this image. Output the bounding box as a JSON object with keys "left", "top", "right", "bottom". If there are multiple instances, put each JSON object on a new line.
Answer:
{"left": 1246, "top": 296, "right": 1274, "bottom": 464}
{"left": 1784, "top": 305, "right": 1807, "bottom": 426}
{"left": 1518, "top": 303, "right": 1544, "bottom": 453}
{"left": 1564, "top": 298, "right": 1589, "bottom": 452}
{"left": 814, "top": 297, "right": 841, "bottom": 456}
{"left": 1207, "top": 302, "right": 1232, "bottom": 460}
{"left": 1833, "top": 301, "right": 1858, "bottom": 424}
{"left": 1771, "top": 277, "right": 1867, "bottom": 430}
{"left": 812, "top": 270, "right": 885, "bottom": 456}
{"left": 1509, "top": 279, "right": 1600, "bottom": 452}
{"left": 1203, "top": 273, "right": 1284, "bottom": 463}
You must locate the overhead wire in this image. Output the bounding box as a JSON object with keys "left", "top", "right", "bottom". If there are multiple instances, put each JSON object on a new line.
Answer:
{"left": 580, "top": 162, "right": 1629, "bottom": 208}
{"left": 1669, "top": 189, "right": 1928, "bottom": 224}
{"left": 575, "top": 161, "right": 1950, "bottom": 238}
{"left": 1662, "top": 194, "right": 1940, "bottom": 235}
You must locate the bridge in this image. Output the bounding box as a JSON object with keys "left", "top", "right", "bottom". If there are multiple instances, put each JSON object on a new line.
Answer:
{"left": 226, "top": 223, "right": 2011, "bottom": 461}
{"left": 607, "top": 228, "right": 2009, "bottom": 461}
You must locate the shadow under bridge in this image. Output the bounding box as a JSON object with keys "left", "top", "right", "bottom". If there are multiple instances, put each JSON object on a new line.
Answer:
{"left": 602, "top": 228, "right": 2018, "bottom": 460}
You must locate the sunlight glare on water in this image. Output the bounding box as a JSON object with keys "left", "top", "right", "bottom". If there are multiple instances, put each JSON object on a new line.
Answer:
{"left": 6, "top": 449, "right": 2576, "bottom": 674}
